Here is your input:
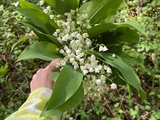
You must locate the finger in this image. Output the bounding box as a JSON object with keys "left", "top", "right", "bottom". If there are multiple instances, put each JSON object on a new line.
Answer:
{"left": 45, "top": 59, "right": 60, "bottom": 72}
{"left": 30, "top": 80, "right": 34, "bottom": 92}
{"left": 32, "top": 74, "right": 37, "bottom": 81}
{"left": 36, "top": 68, "right": 45, "bottom": 74}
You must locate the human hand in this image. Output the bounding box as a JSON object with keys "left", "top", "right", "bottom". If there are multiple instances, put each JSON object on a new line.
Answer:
{"left": 30, "top": 59, "right": 60, "bottom": 92}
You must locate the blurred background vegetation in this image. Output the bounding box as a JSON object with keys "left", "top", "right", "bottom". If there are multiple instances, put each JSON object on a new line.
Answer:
{"left": 0, "top": 0, "right": 159, "bottom": 120}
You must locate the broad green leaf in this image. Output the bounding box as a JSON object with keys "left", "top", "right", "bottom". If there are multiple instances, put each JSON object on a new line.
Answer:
{"left": 107, "top": 45, "right": 123, "bottom": 55}
{"left": 87, "top": 23, "right": 115, "bottom": 38}
{"left": 11, "top": 35, "right": 38, "bottom": 52}
{"left": 101, "top": 53, "right": 141, "bottom": 91}
{"left": 87, "top": 22, "right": 146, "bottom": 44}
{"left": 88, "top": 23, "right": 140, "bottom": 44}
{"left": 21, "top": 20, "right": 61, "bottom": 47}
{"left": 118, "top": 53, "right": 133, "bottom": 66}
{"left": 106, "top": 46, "right": 132, "bottom": 65}
{"left": 50, "top": 70, "right": 60, "bottom": 82}
{"left": 101, "top": 53, "right": 146, "bottom": 100}
{"left": 52, "top": 0, "right": 80, "bottom": 14}
{"left": 106, "top": 68, "right": 126, "bottom": 85}
{"left": 41, "top": 84, "right": 84, "bottom": 116}
{"left": 115, "top": 21, "right": 148, "bottom": 37}
{"left": 101, "top": 27, "right": 139, "bottom": 45}
{"left": 80, "top": 0, "right": 123, "bottom": 24}
{"left": 45, "top": 0, "right": 56, "bottom": 8}
{"left": 116, "top": 27, "right": 139, "bottom": 43}
{"left": 21, "top": 19, "right": 47, "bottom": 33}
{"left": 91, "top": 51, "right": 146, "bottom": 100}
{"left": 91, "top": 50, "right": 127, "bottom": 85}
{"left": 42, "top": 64, "right": 83, "bottom": 113}
{"left": 17, "top": 42, "right": 61, "bottom": 61}
{"left": 19, "top": 0, "right": 42, "bottom": 11}
{"left": 17, "top": 8, "right": 58, "bottom": 34}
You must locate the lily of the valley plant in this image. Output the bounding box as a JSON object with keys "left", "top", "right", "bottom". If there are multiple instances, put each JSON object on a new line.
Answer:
{"left": 16, "top": 0, "right": 146, "bottom": 117}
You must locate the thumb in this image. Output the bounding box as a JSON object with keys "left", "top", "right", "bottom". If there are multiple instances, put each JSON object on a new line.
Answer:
{"left": 45, "top": 59, "right": 60, "bottom": 72}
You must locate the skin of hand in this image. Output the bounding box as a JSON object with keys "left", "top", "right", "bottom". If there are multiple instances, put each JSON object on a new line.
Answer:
{"left": 30, "top": 59, "right": 60, "bottom": 92}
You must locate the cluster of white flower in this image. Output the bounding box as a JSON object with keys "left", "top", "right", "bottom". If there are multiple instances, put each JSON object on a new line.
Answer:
{"left": 43, "top": 6, "right": 51, "bottom": 14}
{"left": 37, "top": 3, "right": 117, "bottom": 87}
{"left": 50, "top": 9, "right": 114, "bottom": 85}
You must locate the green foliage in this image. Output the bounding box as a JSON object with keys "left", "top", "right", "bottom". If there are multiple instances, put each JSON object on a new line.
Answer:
{"left": 48, "top": 0, "right": 80, "bottom": 14}
{"left": 0, "top": 0, "right": 159, "bottom": 119}
{"left": 0, "top": 63, "right": 8, "bottom": 78}
{"left": 87, "top": 22, "right": 147, "bottom": 43}
{"left": 42, "top": 64, "right": 84, "bottom": 116}
{"left": 16, "top": 0, "right": 146, "bottom": 117}
{"left": 21, "top": 20, "right": 61, "bottom": 46}
{"left": 18, "top": 42, "right": 61, "bottom": 61}
{"left": 17, "top": 8, "right": 58, "bottom": 34}
{"left": 0, "top": 2, "right": 44, "bottom": 119}
{"left": 64, "top": 0, "right": 160, "bottom": 119}
{"left": 113, "top": 0, "right": 160, "bottom": 97}
{"left": 112, "top": 0, "right": 160, "bottom": 78}
{"left": 102, "top": 53, "right": 141, "bottom": 89}
{"left": 80, "top": 0, "right": 123, "bottom": 24}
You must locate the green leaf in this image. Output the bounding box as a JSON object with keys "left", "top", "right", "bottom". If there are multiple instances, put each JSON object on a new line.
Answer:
{"left": 11, "top": 35, "right": 38, "bottom": 52}
{"left": 52, "top": 0, "right": 80, "bottom": 14}
{"left": 106, "top": 68, "right": 126, "bottom": 85}
{"left": 127, "top": 84, "right": 133, "bottom": 98}
{"left": 87, "top": 23, "right": 115, "bottom": 38}
{"left": 21, "top": 19, "right": 47, "bottom": 33}
{"left": 21, "top": 20, "right": 61, "bottom": 47}
{"left": 105, "top": 46, "right": 133, "bottom": 66}
{"left": 101, "top": 27, "right": 139, "bottom": 45}
{"left": 19, "top": 0, "right": 42, "bottom": 11}
{"left": 91, "top": 51, "right": 145, "bottom": 100}
{"left": 19, "top": 0, "right": 58, "bottom": 33}
{"left": 50, "top": 70, "right": 60, "bottom": 82}
{"left": 88, "top": 23, "right": 140, "bottom": 44}
{"left": 45, "top": 0, "right": 56, "bottom": 8}
{"left": 107, "top": 45, "right": 123, "bottom": 55}
{"left": 115, "top": 21, "right": 148, "bottom": 37}
{"left": 101, "top": 53, "right": 146, "bottom": 100}
{"left": 0, "top": 63, "right": 8, "bottom": 78}
{"left": 87, "top": 22, "right": 146, "bottom": 44}
{"left": 91, "top": 50, "right": 126, "bottom": 85}
{"left": 80, "top": 0, "right": 123, "bottom": 24}
{"left": 42, "top": 84, "right": 84, "bottom": 116}
{"left": 17, "top": 42, "right": 61, "bottom": 61}
{"left": 101, "top": 53, "right": 141, "bottom": 91}
{"left": 41, "top": 64, "right": 83, "bottom": 116}
{"left": 116, "top": 27, "right": 139, "bottom": 44}
{"left": 154, "top": 74, "right": 160, "bottom": 79}
{"left": 139, "top": 87, "right": 146, "bottom": 101}
{"left": 17, "top": 8, "right": 58, "bottom": 34}
{"left": 89, "top": 45, "right": 132, "bottom": 67}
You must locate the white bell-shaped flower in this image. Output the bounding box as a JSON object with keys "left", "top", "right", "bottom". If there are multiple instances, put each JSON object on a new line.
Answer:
{"left": 96, "top": 79, "right": 101, "bottom": 85}
{"left": 110, "top": 83, "right": 117, "bottom": 89}
{"left": 107, "top": 67, "right": 112, "bottom": 74}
